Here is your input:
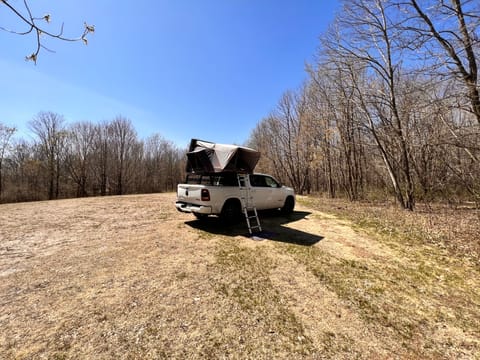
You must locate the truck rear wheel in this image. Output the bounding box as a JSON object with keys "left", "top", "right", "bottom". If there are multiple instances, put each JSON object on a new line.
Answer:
{"left": 220, "top": 200, "right": 241, "bottom": 225}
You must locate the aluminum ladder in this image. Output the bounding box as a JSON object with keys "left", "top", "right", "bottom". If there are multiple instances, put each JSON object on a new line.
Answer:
{"left": 237, "top": 173, "right": 262, "bottom": 234}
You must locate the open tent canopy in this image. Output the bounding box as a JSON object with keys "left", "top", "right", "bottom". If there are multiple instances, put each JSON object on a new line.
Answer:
{"left": 186, "top": 139, "right": 261, "bottom": 174}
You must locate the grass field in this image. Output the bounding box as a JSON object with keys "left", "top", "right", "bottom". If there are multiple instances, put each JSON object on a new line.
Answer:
{"left": 0, "top": 193, "right": 479, "bottom": 359}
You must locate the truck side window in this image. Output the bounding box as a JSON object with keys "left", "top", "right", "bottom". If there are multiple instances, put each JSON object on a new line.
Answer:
{"left": 265, "top": 176, "right": 279, "bottom": 188}
{"left": 249, "top": 175, "right": 261, "bottom": 187}
{"left": 221, "top": 173, "right": 237, "bottom": 186}
{"left": 250, "top": 175, "right": 272, "bottom": 187}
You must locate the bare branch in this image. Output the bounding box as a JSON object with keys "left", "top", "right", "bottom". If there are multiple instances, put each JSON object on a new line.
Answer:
{"left": 1, "top": 0, "right": 94, "bottom": 64}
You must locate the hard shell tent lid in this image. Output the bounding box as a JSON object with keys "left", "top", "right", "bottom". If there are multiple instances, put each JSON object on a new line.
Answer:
{"left": 186, "top": 139, "right": 261, "bottom": 174}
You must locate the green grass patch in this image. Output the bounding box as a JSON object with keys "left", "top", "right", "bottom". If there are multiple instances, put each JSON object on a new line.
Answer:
{"left": 286, "top": 244, "right": 480, "bottom": 355}
{"left": 289, "top": 197, "right": 480, "bottom": 356}
{"left": 213, "top": 239, "right": 315, "bottom": 356}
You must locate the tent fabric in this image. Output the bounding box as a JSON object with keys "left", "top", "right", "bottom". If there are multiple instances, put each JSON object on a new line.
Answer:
{"left": 186, "top": 139, "right": 260, "bottom": 174}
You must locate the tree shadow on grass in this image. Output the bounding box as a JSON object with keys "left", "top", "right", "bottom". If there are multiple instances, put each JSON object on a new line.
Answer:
{"left": 185, "top": 210, "right": 324, "bottom": 246}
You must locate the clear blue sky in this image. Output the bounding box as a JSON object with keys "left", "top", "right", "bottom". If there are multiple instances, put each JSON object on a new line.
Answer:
{"left": 1, "top": 1, "right": 340, "bottom": 147}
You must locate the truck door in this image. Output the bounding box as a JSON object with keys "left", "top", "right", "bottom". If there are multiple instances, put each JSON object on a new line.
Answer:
{"left": 264, "top": 175, "right": 285, "bottom": 208}
{"left": 249, "top": 175, "right": 284, "bottom": 210}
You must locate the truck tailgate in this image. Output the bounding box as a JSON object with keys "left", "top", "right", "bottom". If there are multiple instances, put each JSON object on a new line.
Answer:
{"left": 177, "top": 184, "right": 205, "bottom": 203}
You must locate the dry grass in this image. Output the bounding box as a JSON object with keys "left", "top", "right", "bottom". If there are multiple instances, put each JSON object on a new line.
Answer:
{"left": 299, "top": 196, "right": 480, "bottom": 265}
{"left": 0, "top": 193, "right": 479, "bottom": 359}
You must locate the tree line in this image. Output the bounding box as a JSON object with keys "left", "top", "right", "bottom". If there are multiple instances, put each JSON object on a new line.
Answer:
{"left": 248, "top": 0, "right": 480, "bottom": 209}
{"left": 0, "top": 113, "right": 185, "bottom": 203}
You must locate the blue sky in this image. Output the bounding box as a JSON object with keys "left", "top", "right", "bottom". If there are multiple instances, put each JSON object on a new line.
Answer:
{"left": 1, "top": 1, "right": 340, "bottom": 147}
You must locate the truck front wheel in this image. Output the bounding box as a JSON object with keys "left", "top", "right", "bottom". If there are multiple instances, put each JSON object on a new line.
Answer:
{"left": 281, "top": 196, "right": 295, "bottom": 215}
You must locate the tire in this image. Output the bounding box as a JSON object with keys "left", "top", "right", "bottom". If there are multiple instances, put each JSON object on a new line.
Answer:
{"left": 281, "top": 196, "right": 295, "bottom": 215}
{"left": 220, "top": 200, "right": 241, "bottom": 225}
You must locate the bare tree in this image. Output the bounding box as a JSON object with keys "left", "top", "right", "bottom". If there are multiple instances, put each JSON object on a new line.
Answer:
{"left": 248, "top": 118, "right": 285, "bottom": 183}
{"left": 275, "top": 90, "right": 314, "bottom": 194}
{"left": 29, "top": 112, "right": 66, "bottom": 200}
{"left": 249, "top": 89, "right": 316, "bottom": 195}
{"left": 324, "top": 0, "right": 416, "bottom": 209}
{"left": 160, "top": 141, "right": 185, "bottom": 192}
{"left": 89, "top": 122, "right": 109, "bottom": 196}
{"left": 143, "top": 134, "right": 184, "bottom": 193}
{"left": 299, "top": 82, "right": 338, "bottom": 197}
{"left": 0, "top": 123, "right": 16, "bottom": 200}
{"left": 399, "top": 0, "right": 480, "bottom": 125}
{"left": 107, "top": 117, "right": 140, "bottom": 195}
{"left": 64, "top": 121, "right": 96, "bottom": 197}
{"left": 6, "top": 139, "right": 44, "bottom": 202}
{"left": 1, "top": 0, "right": 94, "bottom": 63}
{"left": 307, "top": 61, "right": 367, "bottom": 200}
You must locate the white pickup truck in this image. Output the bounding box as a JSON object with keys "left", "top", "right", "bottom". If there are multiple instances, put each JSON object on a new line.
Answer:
{"left": 175, "top": 172, "right": 295, "bottom": 223}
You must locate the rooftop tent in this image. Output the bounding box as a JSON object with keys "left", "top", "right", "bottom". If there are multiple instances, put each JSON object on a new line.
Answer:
{"left": 186, "top": 139, "right": 261, "bottom": 174}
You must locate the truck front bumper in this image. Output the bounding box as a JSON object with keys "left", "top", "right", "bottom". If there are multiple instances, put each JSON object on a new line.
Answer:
{"left": 175, "top": 202, "right": 212, "bottom": 214}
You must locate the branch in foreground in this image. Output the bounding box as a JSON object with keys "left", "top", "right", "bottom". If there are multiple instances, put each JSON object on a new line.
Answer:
{"left": 0, "top": 0, "right": 95, "bottom": 64}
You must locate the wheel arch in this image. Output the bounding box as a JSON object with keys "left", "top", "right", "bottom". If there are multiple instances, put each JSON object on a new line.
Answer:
{"left": 221, "top": 197, "right": 242, "bottom": 212}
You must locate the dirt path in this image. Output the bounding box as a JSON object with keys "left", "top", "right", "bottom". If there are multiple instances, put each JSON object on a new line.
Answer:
{"left": 0, "top": 194, "right": 478, "bottom": 359}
